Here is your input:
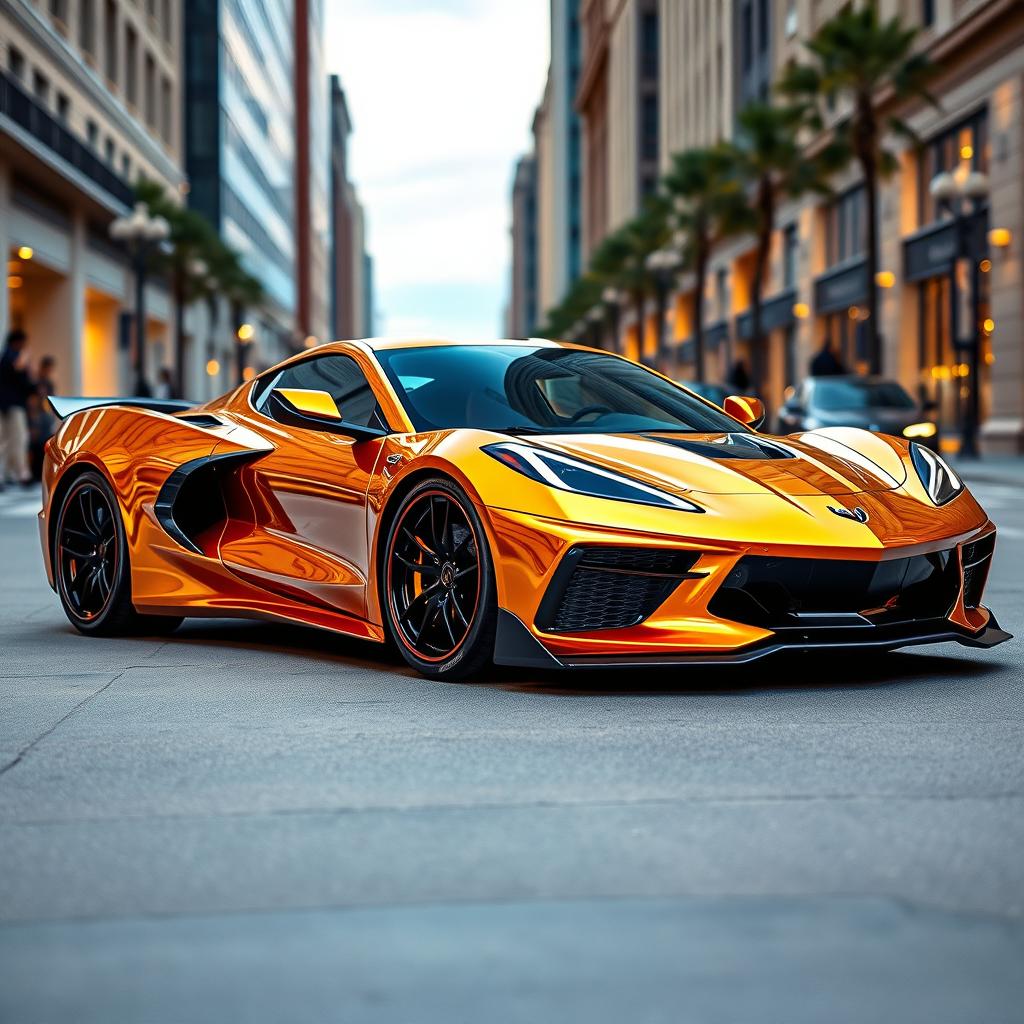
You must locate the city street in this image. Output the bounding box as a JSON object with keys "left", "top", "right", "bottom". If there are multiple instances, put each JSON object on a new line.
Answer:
{"left": 1, "top": 475, "right": 1022, "bottom": 1022}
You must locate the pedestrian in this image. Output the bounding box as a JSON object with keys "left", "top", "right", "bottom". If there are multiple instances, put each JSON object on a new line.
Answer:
{"left": 0, "top": 329, "right": 35, "bottom": 489}
{"left": 728, "top": 357, "right": 751, "bottom": 393}
{"left": 36, "top": 355, "right": 57, "bottom": 398}
{"left": 153, "top": 366, "right": 176, "bottom": 401}
{"left": 810, "top": 336, "right": 847, "bottom": 377}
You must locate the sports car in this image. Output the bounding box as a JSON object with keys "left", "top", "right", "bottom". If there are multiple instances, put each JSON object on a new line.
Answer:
{"left": 40, "top": 339, "right": 1010, "bottom": 680}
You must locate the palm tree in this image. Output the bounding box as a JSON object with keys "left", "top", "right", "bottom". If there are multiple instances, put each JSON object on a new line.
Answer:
{"left": 661, "top": 145, "right": 748, "bottom": 382}
{"left": 778, "top": 2, "right": 935, "bottom": 374}
{"left": 134, "top": 180, "right": 259, "bottom": 394}
{"left": 729, "top": 100, "right": 833, "bottom": 394}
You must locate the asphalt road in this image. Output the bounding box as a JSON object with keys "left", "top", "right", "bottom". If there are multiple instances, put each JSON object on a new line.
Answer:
{"left": 1, "top": 476, "right": 1022, "bottom": 1023}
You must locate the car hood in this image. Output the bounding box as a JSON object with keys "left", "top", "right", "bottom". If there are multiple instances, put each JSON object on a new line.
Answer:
{"left": 527, "top": 427, "right": 909, "bottom": 497}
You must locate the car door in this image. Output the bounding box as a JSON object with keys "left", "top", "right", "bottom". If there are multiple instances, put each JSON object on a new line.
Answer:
{"left": 220, "top": 352, "right": 390, "bottom": 622}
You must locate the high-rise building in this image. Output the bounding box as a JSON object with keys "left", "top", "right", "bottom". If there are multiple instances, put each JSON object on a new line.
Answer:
{"left": 295, "top": 0, "right": 329, "bottom": 347}
{"left": 507, "top": 154, "right": 539, "bottom": 338}
{"left": 1, "top": 0, "right": 185, "bottom": 395}
{"left": 184, "top": 0, "right": 300, "bottom": 364}
{"left": 576, "top": 0, "right": 660, "bottom": 257}
{"left": 328, "top": 73, "right": 373, "bottom": 339}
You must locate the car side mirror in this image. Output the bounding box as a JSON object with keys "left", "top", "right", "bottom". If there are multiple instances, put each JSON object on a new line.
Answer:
{"left": 724, "top": 395, "right": 766, "bottom": 430}
{"left": 269, "top": 387, "right": 387, "bottom": 441}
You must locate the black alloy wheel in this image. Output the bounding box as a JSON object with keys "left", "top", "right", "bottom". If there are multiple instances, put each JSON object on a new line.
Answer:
{"left": 54, "top": 470, "right": 182, "bottom": 636}
{"left": 384, "top": 478, "right": 496, "bottom": 680}
{"left": 57, "top": 480, "right": 118, "bottom": 623}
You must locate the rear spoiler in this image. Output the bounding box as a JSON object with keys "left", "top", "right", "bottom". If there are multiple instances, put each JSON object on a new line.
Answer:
{"left": 47, "top": 396, "right": 195, "bottom": 421}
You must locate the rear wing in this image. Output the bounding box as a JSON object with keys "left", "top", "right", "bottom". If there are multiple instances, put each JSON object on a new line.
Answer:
{"left": 47, "top": 396, "right": 195, "bottom": 421}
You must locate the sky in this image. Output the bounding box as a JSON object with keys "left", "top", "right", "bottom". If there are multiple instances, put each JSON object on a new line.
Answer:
{"left": 324, "top": 0, "right": 550, "bottom": 340}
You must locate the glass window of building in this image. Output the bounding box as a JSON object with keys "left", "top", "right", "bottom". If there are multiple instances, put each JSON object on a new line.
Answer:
{"left": 783, "top": 223, "right": 798, "bottom": 289}
{"left": 49, "top": 0, "right": 68, "bottom": 26}
{"left": 145, "top": 53, "right": 156, "bottom": 127}
{"left": 33, "top": 70, "right": 50, "bottom": 106}
{"left": 8, "top": 45, "right": 26, "bottom": 81}
{"left": 104, "top": 0, "right": 118, "bottom": 84}
{"left": 825, "top": 185, "right": 866, "bottom": 267}
{"left": 56, "top": 92, "right": 69, "bottom": 122}
{"left": 125, "top": 25, "right": 138, "bottom": 107}
{"left": 86, "top": 119, "right": 99, "bottom": 149}
{"left": 80, "top": 0, "right": 96, "bottom": 55}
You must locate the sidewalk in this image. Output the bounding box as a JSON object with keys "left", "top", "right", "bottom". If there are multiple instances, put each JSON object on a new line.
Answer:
{"left": 951, "top": 456, "right": 1024, "bottom": 488}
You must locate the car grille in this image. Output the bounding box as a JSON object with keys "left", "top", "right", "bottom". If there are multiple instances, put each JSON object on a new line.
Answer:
{"left": 708, "top": 550, "right": 962, "bottom": 629}
{"left": 962, "top": 532, "right": 995, "bottom": 609}
{"left": 537, "top": 546, "right": 701, "bottom": 634}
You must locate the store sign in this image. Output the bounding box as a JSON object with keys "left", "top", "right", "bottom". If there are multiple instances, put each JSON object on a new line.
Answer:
{"left": 736, "top": 289, "right": 797, "bottom": 339}
{"left": 813, "top": 259, "right": 868, "bottom": 314}
{"left": 903, "top": 210, "right": 989, "bottom": 283}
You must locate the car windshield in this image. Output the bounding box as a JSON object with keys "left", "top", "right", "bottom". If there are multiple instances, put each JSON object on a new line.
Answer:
{"left": 374, "top": 345, "right": 747, "bottom": 434}
{"left": 681, "top": 382, "right": 730, "bottom": 407}
{"left": 813, "top": 379, "right": 916, "bottom": 412}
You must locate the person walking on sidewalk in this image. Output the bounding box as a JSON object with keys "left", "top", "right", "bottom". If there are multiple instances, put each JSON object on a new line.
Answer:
{"left": 0, "top": 329, "right": 35, "bottom": 489}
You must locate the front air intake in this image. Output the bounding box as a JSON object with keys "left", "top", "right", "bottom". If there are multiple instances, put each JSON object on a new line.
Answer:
{"left": 536, "top": 546, "right": 703, "bottom": 633}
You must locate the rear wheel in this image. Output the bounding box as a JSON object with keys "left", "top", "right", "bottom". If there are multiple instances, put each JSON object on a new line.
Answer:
{"left": 55, "top": 470, "right": 182, "bottom": 637}
{"left": 383, "top": 478, "right": 496, "bottom": 680}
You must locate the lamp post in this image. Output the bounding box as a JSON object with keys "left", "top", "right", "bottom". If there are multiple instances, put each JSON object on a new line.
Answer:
{"left": 929, "top": 170, "right": 989, "bottom": 459}
{"left": 601, "top": 287, "right": 621, "bottom": 354}
{"left": 645, "top": 249, "right": 678, "bottom": 374}
{"left": 110, "top": 202, "right": 170, "bottom": 396}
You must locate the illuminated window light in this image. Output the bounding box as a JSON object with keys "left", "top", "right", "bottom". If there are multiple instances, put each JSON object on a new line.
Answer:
{"left": 206, "top": 359, "right": 220, "bottom": 377}
{"left": 7, "top": 275, "right": 24, "bottom": 289}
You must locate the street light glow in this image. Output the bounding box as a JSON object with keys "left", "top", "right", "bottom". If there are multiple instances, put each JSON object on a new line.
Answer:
{"left": 206, "top": 359, "right": 220, "bottom": 376}
{"left": 989, "top": 228, "right": 1011, "bottom": 248}
{"left": 792, "top": 302, "right": 810, "bottom": 319}
{"left": 876, "top": 270, "right": 895, "bottom": 288}
{"left": 8, "top": 275, "right": 24, "bottom": 289}
{"left": 17, "top": 246, "right": 33, "bottom": 260}
{"left": 237, "top": 323, "right": 255, "bottom": 342}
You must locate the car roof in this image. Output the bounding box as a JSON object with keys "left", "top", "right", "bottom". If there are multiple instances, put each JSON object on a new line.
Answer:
{"left": 348, "top": 337, "right": 566, "bottom": 353}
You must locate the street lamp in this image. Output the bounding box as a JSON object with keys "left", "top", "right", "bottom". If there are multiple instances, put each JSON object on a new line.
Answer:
{"left": 645, "top": 249, "right": 678, "bottom": 373}
{"left": 110, "top": 202, "right": 170, "bottom": 396}
{"left": 601, "top": 287, "right": 622, "bottom": 354}
{"left": 929, "top": 169, "right": 989, "bottom": 458}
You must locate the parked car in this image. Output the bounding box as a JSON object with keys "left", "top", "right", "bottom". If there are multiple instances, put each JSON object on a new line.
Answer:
{"left": 777, "top": 376, "right": 938, "bottom": 449}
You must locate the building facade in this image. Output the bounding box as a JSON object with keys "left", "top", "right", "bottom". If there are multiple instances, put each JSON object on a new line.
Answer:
{"left": 184, "top": 0, "right": 301, "bottom": 372}
{"left": 1, "top": 0, "right": 184, "bottom": 395}
{"left": 328, "top": 73, "right": 372, "bottom": 340}
{"left": 507, "top": 154, "right": 539, "bottom": 337}
{"left": 528, "top": 0, "right": 1024, "bottom": 453}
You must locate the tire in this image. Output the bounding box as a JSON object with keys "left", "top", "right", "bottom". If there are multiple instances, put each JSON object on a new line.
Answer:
{"left": 382, "top": 476, "right": 497, "bottom": 681}
{"left": 54, "top": 470, "right": 183, "bottom": 637}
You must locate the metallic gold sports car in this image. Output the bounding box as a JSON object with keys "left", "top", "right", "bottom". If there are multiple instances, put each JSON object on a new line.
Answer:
{"left": 40, "top": 339, "right": 1009, "bottom": 679}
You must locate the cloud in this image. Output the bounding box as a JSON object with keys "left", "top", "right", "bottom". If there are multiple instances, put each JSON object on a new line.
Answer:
{"left": 324, "top": 0, "right": 549, "bottom": 337}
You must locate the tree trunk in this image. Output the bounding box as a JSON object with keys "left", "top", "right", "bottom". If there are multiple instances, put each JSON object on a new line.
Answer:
{"left": 173, "top": 267, "right": 186, "bottom": 399}
{"left": 750, "top": 176, "right": 774, "bottom": 396}
{"left": 857, "top": 92, "right": 882, "bottom": 375}
{"left": 693, "top": 235, "right": 707, "bottom": 382}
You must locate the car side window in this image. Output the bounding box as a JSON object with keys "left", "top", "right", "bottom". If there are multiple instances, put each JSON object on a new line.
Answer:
{"left": 257, "top": 355, "right": 386, "bottom": 429}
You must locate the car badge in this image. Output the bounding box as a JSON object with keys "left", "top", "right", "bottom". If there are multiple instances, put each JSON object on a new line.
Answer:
{"left": 828, "top": 505, "right": 869, "bottom": 523}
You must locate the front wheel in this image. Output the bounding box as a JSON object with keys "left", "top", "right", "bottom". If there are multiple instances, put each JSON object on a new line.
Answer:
{"left": 54, "top": 470, "right": 182, "bottom": 637}
{"left": 382, "top": 478, "right": 497, "bottom": 680}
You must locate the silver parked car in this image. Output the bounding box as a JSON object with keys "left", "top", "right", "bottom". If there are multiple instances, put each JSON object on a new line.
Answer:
{"left": 777, "top": 376, "right": 939, "bottom": 450}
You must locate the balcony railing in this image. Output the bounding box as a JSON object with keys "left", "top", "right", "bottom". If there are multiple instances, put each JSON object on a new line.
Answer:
{"left": 0, "top": 69, "right": 134, "bottom": 208}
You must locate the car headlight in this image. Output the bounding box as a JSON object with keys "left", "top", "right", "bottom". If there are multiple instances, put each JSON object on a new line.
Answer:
{"left": 910, "top": 442, "right": 962, "bottom": 505}
{"left": 482, "top": 441, "right": 704, "bottom": 512}
{"left": 903, "top": 422, "right": 937, "bottom": 439}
